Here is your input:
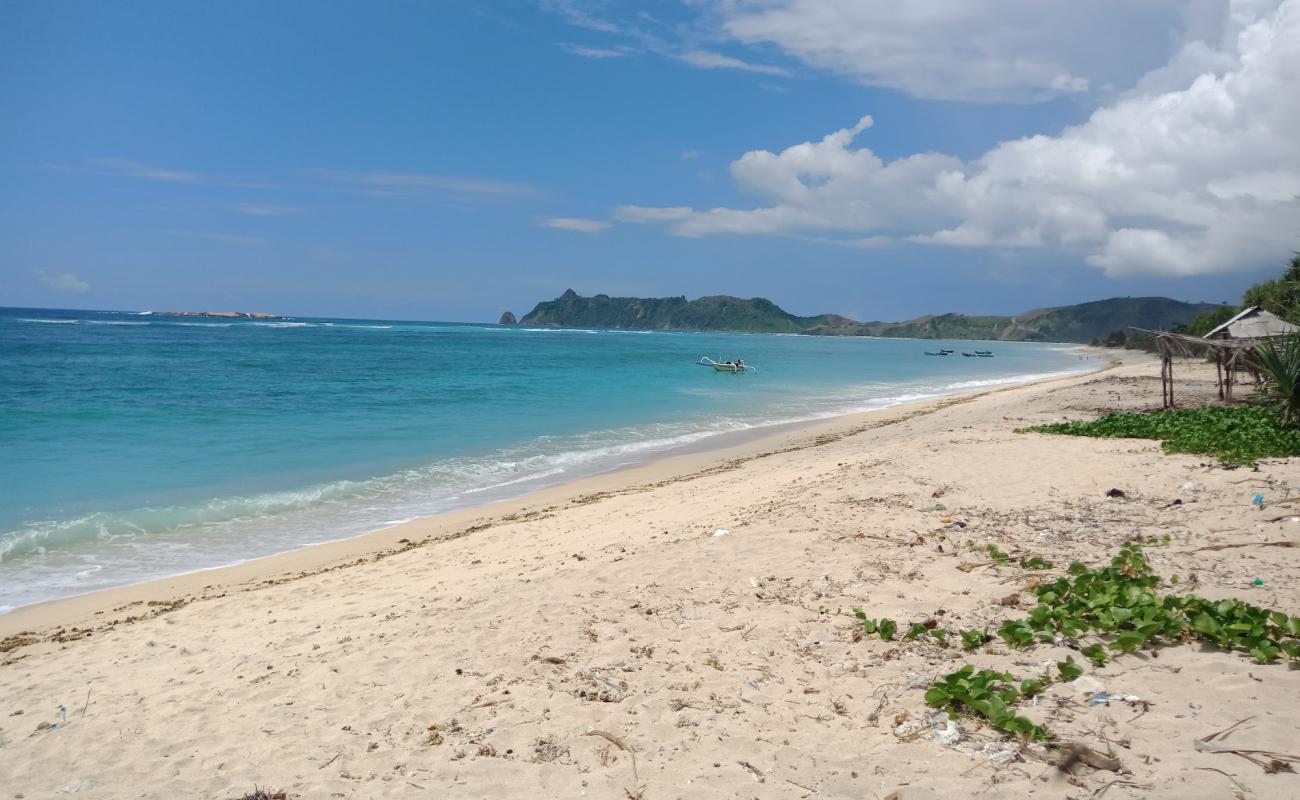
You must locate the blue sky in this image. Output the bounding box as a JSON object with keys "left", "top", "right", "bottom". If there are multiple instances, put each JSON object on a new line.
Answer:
{"left": 2, "top": 0, "right": 1297, "bottom": 322}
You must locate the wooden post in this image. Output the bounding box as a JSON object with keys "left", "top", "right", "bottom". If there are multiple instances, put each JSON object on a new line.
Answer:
{"left": 1225, "top": 350, "right": 1235, "bottom": 402}
{"left": 1216, "top": 350, "right": 1224, "bottom": 401}
{"left": 1168, "top": 355, "right": 1174, "bottom": 408}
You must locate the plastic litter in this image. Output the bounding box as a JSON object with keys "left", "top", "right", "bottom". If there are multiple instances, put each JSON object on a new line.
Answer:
{"left": 1073, "top": 675, "right": 1106, "bottom": 695}
{"left": 1253, "top": 578, "right": 1264, "bottom": 586}
{"left": 926, "top": 712, "right": 962, "bottom": 746}
{"left": 982, "top": 742, "right": 1020, "bottom": 764}
{"left": 904, "top": 672, "right": 933, "bottom": 689}
{"left": 1090, "top": 691, "right": 1145, "bottom": 707}
{"left": 916, "top": 501, "right": 947, "bottom": 512}
{"left": 1252, "top": 494, "right": 1264, "bottom": 507}
{"left": 713, "top": 528, "right": 729, "bottom": 537}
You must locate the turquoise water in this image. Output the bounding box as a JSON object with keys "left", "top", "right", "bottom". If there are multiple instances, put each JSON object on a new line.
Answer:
{"left": 0, "top": 307, "right": 1091, "bottom": 611}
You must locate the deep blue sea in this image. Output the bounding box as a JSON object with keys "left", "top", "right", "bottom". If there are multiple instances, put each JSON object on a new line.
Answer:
{"left": 0, "top": 307, "right": 1094, "bottom": 611}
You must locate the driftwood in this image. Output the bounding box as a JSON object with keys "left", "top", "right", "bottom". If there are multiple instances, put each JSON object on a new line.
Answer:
{"left": 586, "top": 729, "right": 638, "bottom": 781}
{"left": 1189, "top": 540, "right": 1296, "bottom": 552}
{"left": 1195, "top": 717, "right": 1300, "bottom": 773}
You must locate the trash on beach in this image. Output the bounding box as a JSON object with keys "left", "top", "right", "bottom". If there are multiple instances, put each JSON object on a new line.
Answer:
{"left": 713, "top": 528, "right": 729, "bottom": 537}
{"left": 1253, "top": 578, "right": 1264, "bottom": 586}
{"left": 1182, "top": 481, "right": 1204, "bottom": 493}
{"left": 904, "top": 672, "right": 932, "bottom": 689}
{"left": 1072, "top": 675, "right": 1106, "bottom": 696}
{"left": 926, "top": 712, "right": 961, "bottom": 746}
{"left": 916, "top": 501, "right": 947, "bottom": 513}
{"left": 1252, "top": 494, "right": 1264, "bottom": 507}
{"left": 1105, "top": 488, "right": 1126, "bottom": 498}
{"left": 982, "top": 742, "right": 1020, "bottom": 765}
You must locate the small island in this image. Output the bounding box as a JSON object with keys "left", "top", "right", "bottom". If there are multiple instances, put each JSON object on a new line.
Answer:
{"left": 164, "top": 311, "right": 282, "bottom": 319}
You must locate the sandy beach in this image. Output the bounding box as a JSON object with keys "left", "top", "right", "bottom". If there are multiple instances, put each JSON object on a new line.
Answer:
{"left": 2, "top": 352, "right": 1298, "bottom": 800}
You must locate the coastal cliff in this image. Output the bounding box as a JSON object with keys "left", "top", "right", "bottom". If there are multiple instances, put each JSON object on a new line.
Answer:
{"left": 520, "top": 290, "right": 1221, "bottom": 343}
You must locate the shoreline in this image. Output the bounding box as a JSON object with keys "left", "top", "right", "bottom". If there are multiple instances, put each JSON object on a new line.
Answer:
{"left": 0, "top": 353, "right": 1110, "bottom": 641}
{"left": 5, "top": 349, "right": 1298, "bottom": 800}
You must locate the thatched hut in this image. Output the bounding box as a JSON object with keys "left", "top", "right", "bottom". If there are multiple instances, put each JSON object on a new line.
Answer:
{"left": 1202, "top": 306, "right": 1299, "bottom": 340}
{"left": 1140, "top": 306, "right": 1298, "bottom": 408}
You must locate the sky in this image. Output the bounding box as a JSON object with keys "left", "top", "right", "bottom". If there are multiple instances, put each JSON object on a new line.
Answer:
{"left": 1, "top": 0, "right": 1298, "bottom": 323}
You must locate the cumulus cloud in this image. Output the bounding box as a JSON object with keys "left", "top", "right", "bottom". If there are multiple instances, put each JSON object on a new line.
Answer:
{"left": 715, "top": 0, "right": 1250, "bottom": 103}
{"left": 38, "top": 271, "right": 90, "bottom": 292}
{"left": 618, "top": 0, "right": 1300, "bottom": 277}
{"left": 538, "top": 216, "right": 613, "bottom": 233}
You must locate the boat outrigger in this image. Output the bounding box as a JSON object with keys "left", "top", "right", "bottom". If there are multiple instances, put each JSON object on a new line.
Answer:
{"left": 698, "top": 356, "right": 756, "bottom": 373}
{"left": 924, "top": 348, "right": 955, "bottom": 356}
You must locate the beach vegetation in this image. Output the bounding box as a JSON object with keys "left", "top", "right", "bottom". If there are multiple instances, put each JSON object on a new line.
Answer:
{"left": 922, "top": 665, "right": 1053, "bottom": 741}
{"left": 918, "top": 542, "right": 1298, "bottom": 743}
{"left": 852, "top": 610, "right": 898, "bottom": 641}
{"left": 1021, "top": 403, "right": 1300, "bottom": 464}
{"left": 1254, "top": 332, "right": 1300, "bottom": 424}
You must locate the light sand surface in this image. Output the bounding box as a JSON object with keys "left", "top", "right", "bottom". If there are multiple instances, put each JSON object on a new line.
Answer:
{"left": 2, "top": 354, "right": 1299, "bottom": 800}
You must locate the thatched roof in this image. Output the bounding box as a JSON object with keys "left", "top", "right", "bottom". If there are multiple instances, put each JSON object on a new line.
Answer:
{"left": 1203, "top": 306, "right": 1299, "bottom": 340}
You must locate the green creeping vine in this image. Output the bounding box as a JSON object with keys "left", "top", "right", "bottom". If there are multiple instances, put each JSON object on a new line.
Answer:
{"left": 923, "top": 666, "right": 1052, "bottom": 741}
{"left": 1021, "top": 404, "right": 1300, "bottom": 466}
{"left": 916, "top": 543, "right": 1298, "bottom": 740}
{"left": 1003, "top": 542, "right": 1300, "bottom": 664}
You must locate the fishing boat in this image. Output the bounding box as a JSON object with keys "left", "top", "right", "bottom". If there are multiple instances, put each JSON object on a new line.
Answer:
{"left": 698, "top": 356, "right": 756, "bottom": 373}
{"left": 975, "top": 350, "right": 995, "bottom": 357}
{"left": 924, "top": 351, "right": 949, "bottom": 356}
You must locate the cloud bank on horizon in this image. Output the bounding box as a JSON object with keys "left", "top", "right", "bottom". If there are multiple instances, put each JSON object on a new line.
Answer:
{"left": 561, "top": 0, "right": 1300, "bottom": 278}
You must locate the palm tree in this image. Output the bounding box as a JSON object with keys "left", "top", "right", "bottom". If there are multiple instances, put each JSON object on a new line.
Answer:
{"left": 1254, "top": 332, "right": 1300, "bottom": 425}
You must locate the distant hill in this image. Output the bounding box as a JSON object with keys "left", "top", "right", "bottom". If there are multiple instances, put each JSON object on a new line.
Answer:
{"left": 519, "top": 290, "right": 1222, "bottom": 343}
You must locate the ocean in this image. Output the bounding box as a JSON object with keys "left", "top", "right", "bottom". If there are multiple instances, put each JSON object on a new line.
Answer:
{"left": 0, "top": 307, "right": 1092, "bottom": 611}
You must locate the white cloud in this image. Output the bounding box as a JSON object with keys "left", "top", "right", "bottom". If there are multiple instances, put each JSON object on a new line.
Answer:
{"left": 557, "top": 42, "right": 630, "bottom": 58}
{"left": 676, "top": 50, "right": 790, "bottom": 76}
{"left": 92, "top": 157, "right": 201, "bottom": 183}
{"left": 309, "top": 169, "right": 540, "bottom": 201}
{"left": 541, "top": 0, "right": 621, "bottom": 33}
{"left": 171, "top": 231, "right": 268, "bottom": 246}
{"left": 618, "top": 0, "right": 1300, "bottom": 277}
{"left": 715, "top": 0, "right": 1255, "bottom": 103}
{"left": 538, "top": 216, "right": 613, "bottom": 233}
{"left": 236, "top": 203, "right": 303, "bottom": 216}
{"left": 38, "top": 271, "right": 89, "bottom": 292}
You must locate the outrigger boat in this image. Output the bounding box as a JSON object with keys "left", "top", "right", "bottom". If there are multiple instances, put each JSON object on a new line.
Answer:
{"left": 698, "top": 356, "right": 757, "bottom": 373}
{"left": 974, "top": 350, "right": 994, "bottom": 357}
{"left": 924, "top": 348, "right": 955, "bottom": 356}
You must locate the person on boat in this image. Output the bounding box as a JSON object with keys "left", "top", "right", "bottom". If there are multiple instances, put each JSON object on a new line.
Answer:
{"left": 736, "top": 359, "right": 744, "bottom": 368}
